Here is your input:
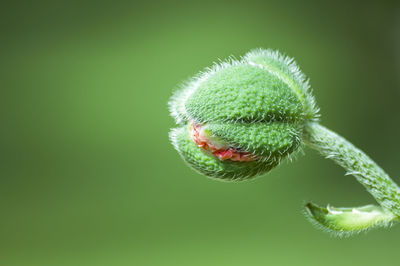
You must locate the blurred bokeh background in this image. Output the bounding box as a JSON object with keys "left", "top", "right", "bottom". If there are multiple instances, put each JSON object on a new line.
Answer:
{"left": 1, "top": 0, "right": 400, "bottom": 265}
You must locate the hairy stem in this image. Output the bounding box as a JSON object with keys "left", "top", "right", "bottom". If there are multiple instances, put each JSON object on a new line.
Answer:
{"left": 302, "top": 122, "right": 400, "bottom": 234}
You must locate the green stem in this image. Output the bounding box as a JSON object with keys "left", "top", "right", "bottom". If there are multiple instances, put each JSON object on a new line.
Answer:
{"left": 302, "top": 122, "right": 400, "bottom": 234}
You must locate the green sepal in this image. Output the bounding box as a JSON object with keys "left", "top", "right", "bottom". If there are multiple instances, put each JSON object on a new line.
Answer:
{"left": 204, "top": 122, "right": 302, "bottom": 158}
{"left": 185, "top": 64, "right": 305, "bottom": 124}
{"left": 169, "top": 126, "right": 278, "bottom": 180}
{"left": 304, "top": 202, "right": 397, "bottom": 237}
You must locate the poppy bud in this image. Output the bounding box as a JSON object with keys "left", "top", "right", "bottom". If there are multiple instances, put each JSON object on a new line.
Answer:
{"left": 169, "top": 49, "right": 318, "bottom": 180}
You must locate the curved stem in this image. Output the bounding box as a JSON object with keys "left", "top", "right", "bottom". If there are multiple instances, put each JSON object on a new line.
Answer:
{"left": 302, "top": 122, "right": 400, "bottom": 234}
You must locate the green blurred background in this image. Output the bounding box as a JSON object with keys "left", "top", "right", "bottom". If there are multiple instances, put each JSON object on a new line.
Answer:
{"left": 1, "top": 0, "right": 400, "bottom": 265}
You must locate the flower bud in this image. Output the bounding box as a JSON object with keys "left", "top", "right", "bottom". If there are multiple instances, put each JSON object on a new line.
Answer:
{"left": 169, "top": 49, "right": 318, "bottom": 180}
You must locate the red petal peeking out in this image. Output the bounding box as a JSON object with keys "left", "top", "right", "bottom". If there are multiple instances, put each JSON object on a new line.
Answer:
{"left": 190, "top": 122, "right": 258, "bottom": 162}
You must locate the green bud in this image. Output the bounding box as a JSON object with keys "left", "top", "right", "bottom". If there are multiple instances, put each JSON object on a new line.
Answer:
{"left": 169, "top": 49, "right": 319, "bottom": 180}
